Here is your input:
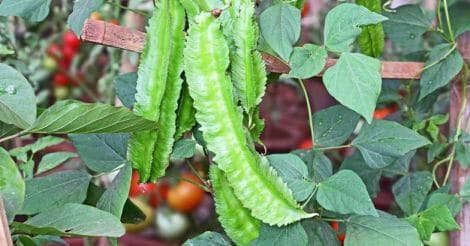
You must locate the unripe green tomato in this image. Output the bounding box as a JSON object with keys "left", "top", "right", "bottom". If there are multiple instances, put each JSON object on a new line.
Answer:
{"left": 425, "top": 232, "right": 449, "bottom": 246}
{"left": 43, "top": 56, "right": 57, "bottom": 72}
{"left": 53, "top": 86, "right": 69, "bottom": 100}
{"left": 155, "top": 207, "right": 189, "bottom": 239}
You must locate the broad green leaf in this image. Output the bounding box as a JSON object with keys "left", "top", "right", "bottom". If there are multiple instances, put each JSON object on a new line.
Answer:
{"left": 268, "top": 154, "right": 315, "bottom": 202}
{"left": 20, "top": 170, "right": 91, "bottom": 215}
{"left": 301, "top": 219, "right": 340, "bottom": 246}
{"left": 36, "top": 152, "right": 78, "bottom": 174}
{"left": 28, "top": 100, "right": 157, "bottom": 134}
{"left": 302, "top": 151, "right": 332, "bottom": 183}
{"left": 114, "top": 72, "right": 137, "bottom": 109}
{"left": 419, "top": 43, "right": 464, "bottom": 100}
{"left": 0, "top": 121, "right": 19, "bottom": 138}
{"left": 317, "top": 170, "right": 378, "bottom": 216}
{"left": 427, "top": 142, "right": 447, "bottom": 163}
{"left": 183, "top": 231, "right": 231, "bottom": 246}
{"left": 392, "top": 171, "right": 433, "bottom": 215}
{"left": 383, "top": 5, "right": 431, "bottom": 47}
{"left": 250, "top": 222, "right": 308, "bottom": 246}
{"left": 288, "top": 44, "right": 327, "bottom": 79}
{"left": 352, "top": 120, "right": 430, "bottom": 168}
{"left": 383, "top": 150, "right": 414, "bottom": 175}
{"left": 259, "top": 4, "right": 301, "bottom": 61}
{"left": 461, "top": 178, "right": 470, "bottom": 202}
{"left": 455, "top": 140, "right": 470, "bottom": 169}
{"left": 10, "top": 136, "right": 66, "bottom": 163}
{"left": 356, "top": 0, "right": 384, "bottom": 58}
{"left": 15, "top": 235, "right": 37, "bottom": 246}
{"left": 67, "top": 0, "right": 104, "bottom": 35}
{"left": 420, "top": 205, "right": 460, "bottom": 231}
{"left": 70, "top": 133, "right": 129, "bottom": 173}
{"left": 30, "top": 235, "right": 66, "bottom": 245}
{"left": 171, "top": 138, "right": 197, "bottom": 160}
{"left": 21, "top": 203, "right": 125, "bottom": 237}
{"left": 442, "top": 2, "right": 470, "bottom": 37}
{"left": 426, "top": 193, "right": 462, "bottom": 217}
{"left": 0, "top": 147, "right": 25, "bottom": 222}
{"left": 0, "top": 64, "right": 36, "bottom": 129}
{"left": 323, "top": 53, "right": 381, "bottom": 123}
{"left": 346, "top": 212, "right": 421, "bottom": 245}
{"left": 0, "top": 0, "right": 51, "bottom": 22}
{"left": 323, "top": 3, "right": 387, "bottom": 53}
{"left": 313, "top": 105, "right": 360, "bottom": 148}
{"left": 405, "top": 214, "right": 435, "bottom": 241}
{"left": 96, "top": 163, "right": 132, "bottom": 219}
{"left": 340, "top": 152, "right": 381, "bottom": 197}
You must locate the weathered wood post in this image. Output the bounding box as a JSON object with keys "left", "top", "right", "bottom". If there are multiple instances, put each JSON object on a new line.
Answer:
{"left": 0, "top": 197, "right": 13, "bottom": 246}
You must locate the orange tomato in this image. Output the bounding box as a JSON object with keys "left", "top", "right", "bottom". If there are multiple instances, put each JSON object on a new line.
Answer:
{"left": 167, "top": 173, "right": 205, "bottom": 213}
{"left": 373, "top": 104, "right": 397, "bottom": 120}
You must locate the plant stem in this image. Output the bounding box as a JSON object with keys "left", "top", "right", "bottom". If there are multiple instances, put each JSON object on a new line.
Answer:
{"left": 185, "top": 160, "right": 208, "bottom": 187}
{"left": 298, "top": 79, "right": 315, "bottom": 149}
{"left": 0, "top": 130, "right": 27, "bottom": 144}
{"left": 421, "top": 43, "right": 457, "bottom": 72}
{"left": 316, "top": 144, "right": 352, "bottom": 151}
{"left": 442, "top": 0, "right": 455, "bottom": 42}
{"left": 301, "top": 185, "right": 318, "bottom": 209}
{"left": 436, "top": 0, "right": 443, "bottom": 31}
{"left": 320, "top": 217, "right": 347, "bottom": 223}
{"left": 104, "top": 0, "right": 149, "bottom": 17}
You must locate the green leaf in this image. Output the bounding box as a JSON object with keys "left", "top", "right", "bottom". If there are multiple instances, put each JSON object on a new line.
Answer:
{"left": 96, "top": 163, "right": 132, "bottom": 219}
{"left": 323, "top": 3, "right": 387, "bottom": 53}
{"left": 183, "top": 231, "right": 231, "bottom": 246}
{"left": 392, "top": 171, "right": 433, "bottom": 215}
{"left": 171, "top": 138, "right": 197, "bottom": 160}
{"left": 301, "top": 219, "right": 340, "bottom": 246}
{"left": 420, "top": 205, "right": 460, "bottom": 231}
{"left": 352, "top": 120, "right": 430, "bottom": 168}
{"left": 0, "top": 0, "right": 51, "bottom": 22}
{"left": 30, "top": 235, "right": 66, "bottom": 245}
{"left": 0, "top": 121, "right": 19, "bottom": 138}
{"left": 346, "top": 212, "right": 421, "bottom": 246}
{"left": 323, "top": 53, "right": 381, "bottom": 123}
{"left": 28, "top": 100, "right": 157, "bottom": 134}
{"left": 383, "top": 150, "right": 414, "bottom": 175}
{"left": 419, "top": 43, "right": 464, "bottom": 100}
{"left": 36, "top": 152, "right": 78, "bottom": 174}
{"left": 383, "top": 5, "right": 431, "bottom": 47}
{"left": 20, "top": 203, "right": 125, "bottom": 237}
{"left": 0, "top": 147, "right": 25, "bottom": 222}
{"left": 455, "top": 141, "right": 470, "bottom": 169}
{"left": 356, "top": 0, "right": 384, "bottom": 58}
{"left": 10, "top": 136, "right": 66, "bottom": 163}
{"left": 287, "top": 44, "right": 327, "bottom": 79}
{"left": 268, "top": 154, "right": 315, "bottom": 202}
{"left": 442, "top": 1, "right": 470, "bottom": 37}
{"left": 114, "top": 72, "right": 137, "bottom": 109}
{"left": 250, "top": 222, "right": 308, "bottom": 246}
{"left": 67, "top": 0, "right": 104, "bottom": 35}
{"left": 317, "top": 170, "right": 378, "bottom": 216}
{"left": 405, "top": 214, "right": 435, "bottom": 241}
{"left": 340, "top": 152, "right": 381, "bottom": 197}
{"left": 20, "top": 170, "right": 91, "bottom": 215}
{"left": 301, "top": 151, "right": 332, "bottom": 184}
{"left": 312, "top": 105, "right": 360, "bottom": 148}
{"left": 426, "top": 193, "right": 462, "bottom": 216}
{"left": 461, "top": 178, "right": 470, "bottom": 203}
{"left": 259, "top": 4, "right": 301, "bottom": 61}
{"left": 427, "top": 142, "right": 447, "bottom": 163}
{"left": 0, "top": 64, "right": 36, "bottom": 129}
{"left": 70, "top": 133, "right": 129, "bottom": 173}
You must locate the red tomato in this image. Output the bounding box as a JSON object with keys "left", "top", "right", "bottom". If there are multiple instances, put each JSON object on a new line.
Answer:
{"left": 330, "top": 221, "right": 345, "bottom": 244}
{"left": 53, "top": 73, "right": 69, "bottom": 86}
{"left": 63, "top": 30, "right": 81, "bottom": 50}
{"left": 129, "top": 170, "right": 157, "bottom": 197}
{"left": 167, "top": 173, "right": 205, "bottom": 213}
{"left": 301, "top": 3, "right": 310, "bottom": 18}
{"left": 299, "top": 139, "right": 313, "bottom": 149}
{"left": 46, "top": 43, "right": 62, "bottom": 60}
{"left": 373, "top": 104, "right": 398, "bottom": 120}
{"left": 57, "top": 58, "right": 71, "bottom": 70}
{"left": 62, "top": 46, "right": 77, "bottom": 61}
{"left": 149, "top": 181, "right": 170, "bottom": 208}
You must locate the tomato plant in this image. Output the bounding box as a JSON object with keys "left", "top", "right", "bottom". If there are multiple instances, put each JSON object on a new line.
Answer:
{"left": 0, "top": 0, "right": 469, "bottom": 246}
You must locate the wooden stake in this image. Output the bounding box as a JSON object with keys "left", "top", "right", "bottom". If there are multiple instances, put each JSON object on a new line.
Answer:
{"left": 0, "top": 197, "right": 13, "bottom": 246}
{"left": 81, "top": 19, "right": 424, "bottom": 80}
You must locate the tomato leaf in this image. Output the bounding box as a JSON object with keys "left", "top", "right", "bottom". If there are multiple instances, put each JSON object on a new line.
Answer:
{"left": 70, "top": 133, "right": 129, "bottom": 173}
{"left": 323, "top": 3, "right": 387, "bottom": 53}
{"left": 114, "top": 72, "right": 137, "bottom": 109}
{"left": 36, "top": 152, "right": 78, "bottom": 174}
{"left": 316, "top": 170, "right": 378, "bottom": 216}
{"left": 0, "top": 64, "right": 36, "bottom": 129}
{"left": 67, "top": 0, "right": 104, "bottom": 35}
{"left": 312, "top": 105, "right": 360, "bottom": 148}
{"left": 250, "top": 222, "right": 308, "bottom": 246}
{"left": 16, "top": 203, "right": 125, "bottom": 237}
{"left": 0, "top": 0, "right": 51, "bottom": 22}
{"left": 419, "top": 43, "right": 464, "bottom": 100}
{"left": 288, "top": 44, "right": 327, "bottom": 79}
{"left": 28, "top": 100, "right": 157, "bottom": 134}
{"left": 259, "top": 4, "right": 301, "bottom": 61}
{"left": 323, "top": 53, "right": 381, "bottom": 123}
{"left": 352, "top": 120, "right": 430, "bottom": 168}
{"left": 183, "top": 231, "right": 231, "bottom": 246}
{"left": 171, "top": 138, "right": 197, "bottom": 160}
{"left": 0, "top": 147, "right": 25, "bottom": 222}
{"left": 20, "top": 170, "right": 91, "bottom": 215}
{"left": 301, "top": 219, "right": 340, "bottom": 246}
{"left": 392, "top": 171, "right": 433, "bottom": 215}
{"left": 383, "top": 5, "right": 431, "bottom": 47}
{"left": 346, "top": 212, "right": 421, "bottom": 245}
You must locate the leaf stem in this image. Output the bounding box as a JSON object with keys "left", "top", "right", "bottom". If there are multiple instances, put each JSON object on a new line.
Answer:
{"left": 104, "top": 0, "right": 149, "bottom": 17}
{"left": 0, "top": 130, "right": 27, "bottom": 144}
{"left": 185, "top": 159, "right": 209, "bottom": 187}
{"left": 316, "top": 144, "right": 352, "bottom": 151}
{"left": 442, "top": 0, "right": 455, "bottom": 42}
{"left": 301, "top": 185, "right": 318, "bottom": 209}
{"left": 320, "top": 217, "right": 347, "bottom": 223}
{"left": 297, "top": 79, "right": 315, "bottom": 150}
{"left": 421, "top": 43, "right": 457, "bottom": 72}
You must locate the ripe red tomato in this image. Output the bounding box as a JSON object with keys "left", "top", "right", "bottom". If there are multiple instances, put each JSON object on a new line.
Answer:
{"left": 63, "top": 31, "right": 81, "bottom": 50}
{"left": 62, "top": 46, "right": 77, "bottom": 61}
{"left": 46, "top": 43, "right": 62, "bottom": 60}
{"left": 149, "top": 181, "right": 170, "bottom": 208}
{"left": 129, "top": 170, "right": 157, "bottom": 198}
{"left": 301, "top": 3, "right": 310, "bottom": 18}
{"left": 53, "top": 73, "right": 69, "bottom": 86}
{"left": 330, "top": 221, "right": 345, "bottom": 244}
{"left": 167, "top": 173, "right": 205, "bottom": 213}
{"left": 373, "top": 104, "right": 398, "bottom": 120}
{"left": 299, "top": 138, "right": 313, "bottom": 149}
